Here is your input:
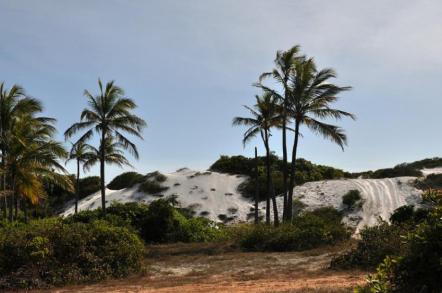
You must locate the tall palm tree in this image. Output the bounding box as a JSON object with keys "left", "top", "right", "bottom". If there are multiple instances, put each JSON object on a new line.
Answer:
{"left": 256, "top": 45, "right": 303, "bottom": 221}
{"left": 286, "top": 58, "right": 355, "bottom": 220}
{"left": 233, "top": 92, "right": 281, "bottom": 225}
{"left": 65, "top": 80, "right": 146, "bottom": 214}
{"left": 7, "top": 110, "right": 72, "bottom": 221}
{"left": 66, "top": 141, "right": 95, "bottom": 214}
{"left": 0, "top": 82, "right": 48, "bottom": 219}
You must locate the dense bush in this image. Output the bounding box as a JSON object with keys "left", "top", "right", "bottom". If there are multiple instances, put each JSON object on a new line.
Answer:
{"left": 213, "top": 155, "right": 349, "bottom": 200}
{"left": 415, "top": 173, "right": 442, "bottom": 190}
{"left": 389, "top": 205, "right": 430, "bottom": 225}
{"left": 233, "top": 207, "right": 349, "bottom": 252}
{"left": 370, "top": 165, "right": 423, "bottom": 179}
{"left": 140, "top": 199, "right": 223, "bottom": 243}
{"left": 65, "top": 201, "right": 223, "bottom": 244}
{"left": 138, "top": 180, "right": 169, "bottom": 194}
{"left": 41, "top": 176, "right": 100, "bottom": 215}
{"left": 342, "top": 190, "right": 362, "bottom": 210}
{"left": 357, "top": 207, "right": 442, "bottom": 292}
{"left": 107, "top": 172, "right": 145, "bottom": 190}
{"left": 0, "top": 219, "right": 144, "bottom": 289}
{"left": 331, "top": 221, "right": 408, "bottom": 269}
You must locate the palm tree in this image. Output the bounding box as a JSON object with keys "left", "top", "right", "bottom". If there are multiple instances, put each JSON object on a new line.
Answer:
{"left": 66, "top": 141, "right": 95, "bottom": 214}
{"left": 65, "top": 80, "right": 146, "bottom": 214}
{"left": 81, "top": 135, "right": 134, "bottom": 173}
{"left": 286, "top": 58, "right": 355, "bottom": 220}
{"left": 256, "top": 45, "right": 303, "bottom": 221}
{"left": 7, "top": 111, "right": 72, "bottom": 221}
{"left": 0, "top": 82, "right": 49, "bottom": 220}
{"left": 233, "top": 92, "right": 281, "bottom": 225}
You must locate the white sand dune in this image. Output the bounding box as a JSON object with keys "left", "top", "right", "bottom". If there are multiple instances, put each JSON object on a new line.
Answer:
{"left": 421, "top": 167, "right": 442, "bottom": 176}
{"left": 62, "top": 167, "right": 442, "bottom": 232}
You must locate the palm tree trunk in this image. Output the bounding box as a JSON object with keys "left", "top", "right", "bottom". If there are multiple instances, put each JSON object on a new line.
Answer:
{"left": 264, "top": 129, "right": 279, "bottom": 226}
{"left": 75, "top": 159, "right": 80, "bottom": 214}
{"left": 281, "top": 114, "right": 288, "bottom": 222}
{"left": 264, "top": 134, "right": 271, "bottom": 225}
{"left": 254, "top": 147, "right": 259, "bottom": 224}
{"left": 14, "top": 195, "right": 18, "bottom": 219}
{"left": 287, "top": 122, "right": 300, "bottom": 221}
{"left": 1, "top": 146, "right": 7, "bottom": 219}
{"left": 100, "top": 132, "right": 106, "bottom": 215}
{"left": 23, "top": 199, "right": 28, "bottom": 223}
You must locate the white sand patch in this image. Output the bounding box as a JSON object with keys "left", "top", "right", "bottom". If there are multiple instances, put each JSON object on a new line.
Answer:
{"left": 421, "top": 168, "right": 442, "bottom": 176}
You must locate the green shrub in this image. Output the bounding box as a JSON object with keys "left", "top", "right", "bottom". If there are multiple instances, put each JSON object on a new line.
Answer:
{"left": 107, "top": 172, "right": 145, "bottom": 190}
{"left": 138, "top": 180, "right": 169, "bottom": 194}
{"left": 342, "top": 189, "right": 363, "bottom": 210}
{"left": 145, "top": 171, "right": 167, "bottom": 182}
{"left": 331, "top": 221, "right": 409, "bottom": 269}
{"left": 0, "top": 218, "right": 144, "bottom": 289}
{"left": 389, "top": 205, "right": 430, "bottom": 225}
{"left": 390, "top": 205, "right": 414, "bottom": 224}
{"left": 140, "top": 199, "right": 222, "bottom": 243}
{"left": 358, "top": 207, "right": 442, "bottom": 292}
{"left": 233, "top": 207, "right": 349, "bottom": 252}
{"left": 370, "top": 165, "right": 423, "bottom": 179}
{"left": 415, "top": 173, "right": 442, "bottom": 190}
{"left": 211, "top": 155, "right": 349, "bottom": 199}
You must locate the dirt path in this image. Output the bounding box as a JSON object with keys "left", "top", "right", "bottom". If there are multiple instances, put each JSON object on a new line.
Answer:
{"left": 35, "top": 243, "right": 368, "bottom": 293}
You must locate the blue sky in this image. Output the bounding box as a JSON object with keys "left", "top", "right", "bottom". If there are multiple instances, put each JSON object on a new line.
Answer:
{"left": 1, "top": 0, "right": 441, "bottom": 180}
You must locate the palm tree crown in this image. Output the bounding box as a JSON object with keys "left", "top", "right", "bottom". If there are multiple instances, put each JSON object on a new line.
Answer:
{"left": 65, "top": 79, "right": 146, "bottom": 213}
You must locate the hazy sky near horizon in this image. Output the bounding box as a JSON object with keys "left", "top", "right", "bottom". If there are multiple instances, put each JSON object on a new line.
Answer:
{"left": 1, "top": 0, "right": 441, "bottom": 180}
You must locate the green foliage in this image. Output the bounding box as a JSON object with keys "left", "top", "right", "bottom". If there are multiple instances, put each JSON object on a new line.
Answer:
{"left": 342, "top": 189, "right": 362, "bottom": 210}
{"left": 232, "top": 207, "right": 349, "bottom": 252}
{"left": 359, "top": 208, "right": 442, "bottom": 292}
{"left": 145, "top": 171, "right": 167, "bottom": 182}
{"left": 405, "top": 157, "right": 442, "bottom": 170}
{"left": 351, "top": 158, "right": 442, "bottom": 179}
{"left": 331, "top": 221, "right": 408, "bottom": 269}
{"left": 212, "top": 155, "right": 348, "bottom": 200}
{"left": 138, "top": 180, "right": 169, "bottom": 194}
{"left": 42, "top": 176, "right": 100, "bottom": 216}
{"left": 107, "top": 172, "right": 145, "bottom": 190}
{"left": 389, "top": 205, "right": 412, "bottom": 224}
{"left": 140, "top": 199, "right": 223, "bottom": 243}
{"left": 389, "top": 205, "right": 430, "bottom": 225}
{"left": 370, "top": 164, "right": 423, "bottom": 179}
{"left": 0, "top": 218, "right": 144, "bottom": 289}
{"left": 78, "top": 176, "right": 101, "bottom": 198}
{"left": 415, "top": 173, "right": 442, "bottom": 190}
{"left": 65, "top": 201, "right": 224, "bottom": 244}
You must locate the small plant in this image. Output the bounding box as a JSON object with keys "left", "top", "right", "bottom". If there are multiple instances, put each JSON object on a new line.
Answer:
{"left": 107, "top": 172, "right": 145, "bottom": 190}
{"left": 342, "top": 189, "right": 363, "bottom": 210}
{"left": 145, "top": 171, "right": 167, "bottom": 182}
{"left": 228, "top": 207, "right": 238, "bottom": 214}
{"left": 138, "top": 180, "right": 169, "bottom": 194}
{"left": 218, "top": 214, "right": 227, "bottom": 221}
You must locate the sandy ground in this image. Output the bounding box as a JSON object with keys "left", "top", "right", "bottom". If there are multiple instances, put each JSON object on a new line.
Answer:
{"left": 32, "top": 242, "right": 368, "bottom": 293}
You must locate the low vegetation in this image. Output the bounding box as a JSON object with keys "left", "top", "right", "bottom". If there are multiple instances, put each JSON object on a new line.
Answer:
{"left": 0, "top": 218, "right": 144, "bottom": 289}
{"left": 107, "top": 172, "right": 145, "bottom": 190}
{"left": 415, "top": 173, "right": 442, "bottom": 190}
{"left": 342, "top": 189, "right": 363, "bottom": 210}
{"left": 231, "top": 207, "right": 349, "bottom": 252}
{"left": 211, "top": 155, "right": 349, "bottom": 200}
